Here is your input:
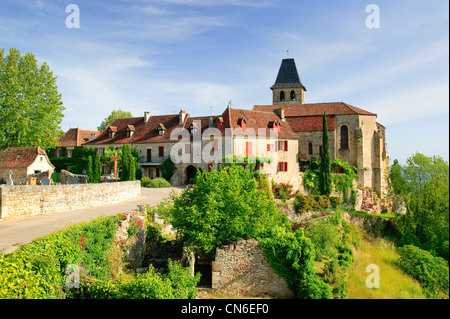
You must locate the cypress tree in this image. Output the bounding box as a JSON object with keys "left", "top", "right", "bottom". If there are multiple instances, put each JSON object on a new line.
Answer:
{"left": 93, "top": 152, "right": 102, "bottom": 183}
{"left": 86, "top": 155, "right": 93, "bottom": 183}
{"left": 320, "top": 111, "right": 333, "bottom": 196}
{"left": 120, "top": 144, "right": 130, "bottom": 181}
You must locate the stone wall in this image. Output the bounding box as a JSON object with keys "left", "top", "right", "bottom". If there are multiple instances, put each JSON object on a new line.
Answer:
{"left": 115, "top": 210, "right": 146, "bottom": 268}
{"left": 60, "top": 169, "right": 88, "bottom": 184}
{"left": 211, "top": 239, "right": 294, "bottom": 298}
{"left": 0, "top": 181, "right": 141, "bottom": 219}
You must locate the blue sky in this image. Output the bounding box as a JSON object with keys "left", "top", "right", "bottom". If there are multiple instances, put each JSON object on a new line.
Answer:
{"left": 0, "top": 0, "right": 448, "bottom": 164}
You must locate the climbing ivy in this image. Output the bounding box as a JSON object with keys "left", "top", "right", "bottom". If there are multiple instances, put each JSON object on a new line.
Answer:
{"left": 302, "top": 159, "right": 358, "bottom": 203}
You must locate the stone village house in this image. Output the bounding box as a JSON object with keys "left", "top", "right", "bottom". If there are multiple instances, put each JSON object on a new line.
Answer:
{"left": 0, "top": 147, "right": 55, "bottom": 185}
{"left": 80, "top": 58, "right": 388, "bottom": 196}
{"left": 82, "top": 107, "right": 299, "bottom": 186}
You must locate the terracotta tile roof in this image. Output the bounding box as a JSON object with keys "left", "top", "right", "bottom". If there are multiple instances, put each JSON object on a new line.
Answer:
{"left": 57, "top": 128, "right": 100, "bottom": 147}
{"left": 287, "top": 115, "right": 336, "bottom": 132}
{"left": 84, "top": 114, "right": 185, "bottom": 145}
{"left": 0, "top": 147, "right": 54, "bottom": 169}
{"left": 253, "top": 102, "right": 376, "bottom": 117}
{"left": 225, "top": 107, "right": 298, "bottom": 139}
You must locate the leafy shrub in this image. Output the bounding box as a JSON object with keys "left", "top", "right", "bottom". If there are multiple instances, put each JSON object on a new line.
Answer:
{"left": 141, "top": 177, "right": 172, "bottom": 188}
{"left": 0, "top": 215, "right": 119, "bottom": 298}
{"left": 294, "top": 195, "right": 330, "bottom": 213}
{"left": 146, "top": 222, "right": 163, "bottom": 243}
{"left": 78, "top": 261, "right": 200, "bottom": 299}
{"left": 304, "top": 221, "right": 340, "bottom": 261}
{"left": 170, "top": 165, "right": 289, "bottom": 256}
{"left": 272, "top": 182, "right": 299, "bottom": 201}
{"left": 397, "top": 245, "right": 449, "bottom": 297}
{"left": 329, "top": 196, "right": 341, "bottom": 207}
{"left": 259, "top": 226, "right": 333, "bottom": 299}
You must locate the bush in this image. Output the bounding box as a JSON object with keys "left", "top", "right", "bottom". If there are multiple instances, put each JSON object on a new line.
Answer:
{"left": 78, "top": 261, "right": 200, "bottom": 299}
{"left": 0, "top": 215, "right": 119, "bottom": 298}
{"left": 259, "top": 227, "right": 333, "bottom": 299}
{"left": 170, "top": 165, "right": 289, "bottom": 256}
{"left": 329, "top": 196, "right": 341, "bottom": 207}
{"left": 272, "top": 182, "right": 298, "bottom": 201}
{"left": 397, "top": 245, "right": 449, "bottom": 297}
{"left": 294, "top": 195, "right": 330, "bottom": 213}
{"left": 141, "top": 177, "right": 172, "bottom": 188}
{"left": 304, "top": 220, "right": 341, "bottom": 261}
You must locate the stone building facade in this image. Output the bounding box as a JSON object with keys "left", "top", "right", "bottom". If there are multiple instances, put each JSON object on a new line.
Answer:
{"left": 0, "top": 147, "right": 55, "bottom": 185}
{"left": 254, "top": 58, "right": 389, "bottom": 197}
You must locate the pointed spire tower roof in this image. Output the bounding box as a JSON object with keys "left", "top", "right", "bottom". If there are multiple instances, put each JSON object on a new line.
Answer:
{"left": 270, "top": 58, "right": 306, "bottom": 91}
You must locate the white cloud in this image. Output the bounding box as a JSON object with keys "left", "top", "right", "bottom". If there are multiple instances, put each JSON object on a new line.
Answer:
{"left": 367, "top": 82, "right": 449, "bottom": 125}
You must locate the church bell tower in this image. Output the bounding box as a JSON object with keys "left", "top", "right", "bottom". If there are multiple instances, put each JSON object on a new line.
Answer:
{"left": 271, "top": 58, "right": 306, "bottom": 105}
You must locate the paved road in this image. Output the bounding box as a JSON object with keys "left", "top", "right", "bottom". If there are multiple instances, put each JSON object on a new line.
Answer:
{"left": 0, "top": 187, "right": 183, "bottom": 254}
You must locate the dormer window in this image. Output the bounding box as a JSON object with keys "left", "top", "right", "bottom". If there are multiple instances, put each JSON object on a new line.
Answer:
{"left": 238, "top": 118, "right": 247, "bottom": 131}
{"left": 157, "top": 123, "right": 166, "bottom": 136}
{"left": 126, "top": 125, "right": 135, "bottom": 138}
{"left": 189, "top": 123, "right": 198, "bottom": 135}
{"left": 107, "top": 126, "right": 117, "bottom": 139}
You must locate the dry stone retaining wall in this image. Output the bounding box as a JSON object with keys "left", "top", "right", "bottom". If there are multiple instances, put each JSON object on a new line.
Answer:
{"left": 211, "top": 238, "right": 294, "bottom": 298}
{"left": 0, "top": 181, "right": 141, "bottom": 219}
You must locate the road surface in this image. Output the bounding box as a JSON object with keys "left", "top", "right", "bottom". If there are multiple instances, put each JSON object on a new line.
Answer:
{"left": 0, "top": 187, "right": 183, "bottom": 254}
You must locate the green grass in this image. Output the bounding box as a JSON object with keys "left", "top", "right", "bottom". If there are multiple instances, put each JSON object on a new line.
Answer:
{"left": 346, "top": 232, "right": 426, "bottom": 299}
{"left": 346, "top": 209, "right": 397, "bottom": 220}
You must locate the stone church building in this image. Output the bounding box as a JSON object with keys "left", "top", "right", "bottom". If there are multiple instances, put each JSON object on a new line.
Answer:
{"left": 254, "top": 58, "right": 389, "bottom": 197}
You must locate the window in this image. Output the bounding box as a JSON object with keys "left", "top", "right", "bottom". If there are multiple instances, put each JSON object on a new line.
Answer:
{"left": 159, "top": 146, "right": 164, "bottom": 157}
{"left": 319, "top": 146, "right": 322, "bottom": 157}
{"left": 185, "top": 143, "right": 191, "bottom": 154}
{"left": 340, "top": 125, "right": 349, "bottom": 150}
{"left": 308, "top": 142, "right": 313, "bottom": 155}
{"left": 278, "top": 162, "right": 288, "bottom": 172}
{"left": 280, "top": 91, "right": 285, "bottom": 101}
{"left": 290, "top": 90, "right": 296, "bottom": 101}
{"left": 158, "top": 129, "right": 164, "bottom": 136}
{"left": 277, "top": 140, "right": 288, "bottom": 152}
{"left": 147, "top": 149, "right": 152, "bottom": 162}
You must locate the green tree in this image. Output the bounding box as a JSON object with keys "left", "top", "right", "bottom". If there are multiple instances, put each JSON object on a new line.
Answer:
{"left": 86, "top": 156, "right": 93, "bottom": 183}
{"left": 0, "top": 48, "right": 65, "bottom": 150}
{"left": 120, "top": 144, "right": 135, "bottom": 181}
{"left": 170, "top": 165, "right": 289, "bottom": 256}
{"left": 259, "top": 226, "right": 333, "bottom": 299}
{"left": 93, "top": 152, "right": 102, "bottom": 183}
{"left": 97, "top": 109, "right": 132, "bottom": 132}
{"left": 320, "top": 111, "right": 332, "bottom": 196}
{"left": 397, "top": 153, "right": 449, "bottom": 260}
{"left": 158, "top": 157, "right": 177, "bottom": 182}
{"left": 389, "top": 159, "right": 407, "bottom": 197}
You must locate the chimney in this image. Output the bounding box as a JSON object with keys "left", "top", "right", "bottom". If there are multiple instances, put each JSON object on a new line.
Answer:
{"left": 179, "top": 109, "right": 187, "bottom": 125}
{"left": 144, "top": 111, "right": 150, "bottom": 123}
{"left": 274, "top": 108, "right": 285, "bottom": 121}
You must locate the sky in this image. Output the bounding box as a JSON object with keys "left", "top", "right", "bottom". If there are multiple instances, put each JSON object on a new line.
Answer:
{"left": 0, "top": 0, "right": 448, "bottom": 164}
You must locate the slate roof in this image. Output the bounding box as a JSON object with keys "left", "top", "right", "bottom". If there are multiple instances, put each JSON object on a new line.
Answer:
{"left": 271, "top": 58, "right": 306, "bottom": 90}
{"left": 57, "top": 128, "right": 100, "bottom": 147}
{"left": 0, "top": 147, "right": 55, "bottom": 169}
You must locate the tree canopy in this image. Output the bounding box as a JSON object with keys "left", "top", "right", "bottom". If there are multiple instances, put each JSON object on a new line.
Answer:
{"left": 0, "top": 48, "right": 65, "bottom": 150}
{"left": 169, "top": 165, "right": 289, "bottom": 256}
{"left": 391, "top": 153, "right": 449, "bottom": 260}
{"left": 97, "top": 109, "right": 132, "bottom": 132}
